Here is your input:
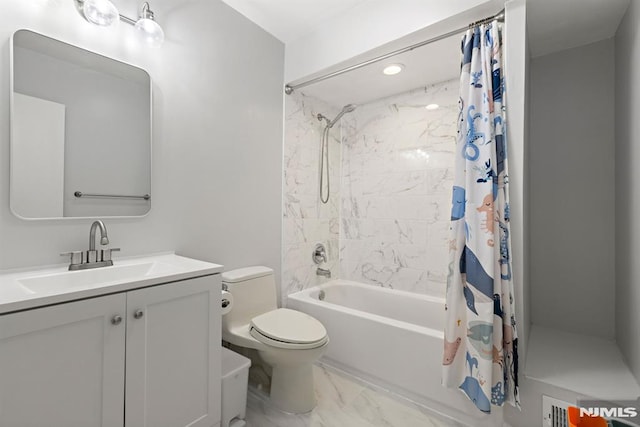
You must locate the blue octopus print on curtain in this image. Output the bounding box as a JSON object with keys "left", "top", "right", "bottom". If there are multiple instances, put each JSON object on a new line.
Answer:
{"left": 442, "top": 21, "right": 520, "bottom": 413}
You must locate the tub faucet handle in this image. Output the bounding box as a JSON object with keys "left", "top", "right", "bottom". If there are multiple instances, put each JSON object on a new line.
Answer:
{"left": 313, "top": 243, "right": 327, "bottom": 264}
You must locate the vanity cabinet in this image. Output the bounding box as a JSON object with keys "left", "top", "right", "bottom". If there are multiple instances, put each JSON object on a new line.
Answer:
{"left": 125, "top": 275, "right": 219, "bottom": 427}
{"left": 0, "top": 292, "right": 126, "bottom": 427}
{"left": 0, "top": 275, "right": 220, "bottom": 427}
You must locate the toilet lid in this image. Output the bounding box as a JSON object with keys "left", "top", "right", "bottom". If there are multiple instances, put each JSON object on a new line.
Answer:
{"left": 250, "top": 308, "right": 327, "bottom": 346}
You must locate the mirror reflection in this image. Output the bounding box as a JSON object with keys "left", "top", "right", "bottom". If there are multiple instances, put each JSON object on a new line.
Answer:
{"left": 11, "top": 29, "right": 152, "bottom": 219}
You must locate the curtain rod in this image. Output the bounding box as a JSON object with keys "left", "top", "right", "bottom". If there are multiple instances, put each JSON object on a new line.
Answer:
{"left": 284, "top": 9, "right": 505, "bottom": 95}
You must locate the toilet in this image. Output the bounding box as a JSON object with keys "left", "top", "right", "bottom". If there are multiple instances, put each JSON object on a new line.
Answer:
{"left": 221, "top": 266, "right": 329, "bottom": 414}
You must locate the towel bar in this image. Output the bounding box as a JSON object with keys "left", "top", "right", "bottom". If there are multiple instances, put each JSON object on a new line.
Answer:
{"left": 74, "top": 191, "right": 150, "bottom": 200}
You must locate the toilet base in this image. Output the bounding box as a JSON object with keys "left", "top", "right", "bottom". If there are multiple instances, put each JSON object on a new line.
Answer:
{"left": 256, "top": 342, "right": 328, "bottom": 414}
{"left": 269, "top": 363, "right": 316, "bottom": 413}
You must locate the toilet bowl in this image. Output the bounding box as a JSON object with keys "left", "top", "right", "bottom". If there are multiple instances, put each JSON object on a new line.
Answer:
{"left": 221, "top": 266, "right": 328, "bottom": 413}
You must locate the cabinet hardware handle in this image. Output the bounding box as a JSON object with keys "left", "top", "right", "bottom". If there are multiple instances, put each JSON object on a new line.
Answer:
{"left": 133, "top": 310, "right": 144, "bottom": 319}
{"left": 111, "top": 315, "right": 122, "bottom": 325}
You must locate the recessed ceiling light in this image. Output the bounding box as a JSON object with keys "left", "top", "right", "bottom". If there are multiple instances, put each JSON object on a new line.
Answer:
{"left": 383, "top": 64, "right": 404, "bottom": 75}
{"left": 426, "top": 104, "right": 439, "bottom": 110}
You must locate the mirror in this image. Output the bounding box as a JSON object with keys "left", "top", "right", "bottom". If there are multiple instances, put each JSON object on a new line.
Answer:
{"left": 10, "top": 29, "right": 152, "bottom": 219}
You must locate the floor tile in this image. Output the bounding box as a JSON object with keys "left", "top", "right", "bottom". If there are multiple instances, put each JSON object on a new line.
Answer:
{"left": 245, "top": 365, "right": 464, "bottom": 427}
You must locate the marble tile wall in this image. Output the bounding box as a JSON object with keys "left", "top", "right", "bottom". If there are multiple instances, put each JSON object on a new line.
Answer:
{"left": 283, "top": 79, "right": 457, "bottom": 300}
{"left": 282, "top": 93, "right": 341, "bottom": 300}
{"left": 339, "top": 79, "right": 458, "bottom": 296}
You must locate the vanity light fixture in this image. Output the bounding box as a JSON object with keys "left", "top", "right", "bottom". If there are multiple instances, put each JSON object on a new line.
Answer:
{"left": 82, "top": 0, "right": 119, "bottom": 27}
{"left": 123, "top": 2, "right": 165, "bottom": 48}
{"left": 383, "top": 63, "right": 404, "bottom": 76}
{"left": 426, "top": 104, "right": 440, "bottom": 110}
{"left": 78, "top": 0, "right": 165, "bottom": 47}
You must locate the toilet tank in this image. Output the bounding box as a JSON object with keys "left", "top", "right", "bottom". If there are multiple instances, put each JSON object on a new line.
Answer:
{"left": 222, "top": 266, "right": 278, "bottom": 329}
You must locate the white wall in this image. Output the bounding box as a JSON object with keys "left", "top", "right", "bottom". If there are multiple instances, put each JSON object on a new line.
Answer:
{"left": 284, "top": 0, "right": 502, "bottom": 83}
{"left": 503, "top": 0, "right": 529, "bottom": 358}
{"left": 502, "top": 1, "right": 533, "bottom": 424}
{"left": 615, "top": 0, "right": 640, "bottom": 381}
{"left": 0, "top": 1, "right": 284, "bottom": 280}
{"left": 529, "top": 39, "right": 616, "bottom": 339}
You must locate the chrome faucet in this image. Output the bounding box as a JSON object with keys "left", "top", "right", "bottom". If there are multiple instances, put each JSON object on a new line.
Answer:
{"left": 61, "top": 220, "right": 119, "bottom": 270}
{"left": 87, "top": 220, "right": 109, "bottom": 264}
{"left": 313, "top": 243, "right": 331, "bottom": 278}
{"left": 316, "top": 267, "right": 331, "bottom": 278}
{"left": 89, "top": 220, "right": 109, "bottom": 251}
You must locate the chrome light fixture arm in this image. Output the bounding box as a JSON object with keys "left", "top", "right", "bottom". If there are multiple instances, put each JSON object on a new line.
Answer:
{"left": 118, "top": 2, "right": 153, "bottom": 25}
{"left": 76, "top": 0, "right": 164, "bottom": 47}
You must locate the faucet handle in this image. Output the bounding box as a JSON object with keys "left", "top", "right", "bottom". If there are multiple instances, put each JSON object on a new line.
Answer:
{"left": 60, "top": 251, "right": 84, "bottom": 266}
{"left": 101, "top": 248, "right": 120, "bottom": 262}
{"left": 313, "top": 243, "right": 328, "bottom": 265}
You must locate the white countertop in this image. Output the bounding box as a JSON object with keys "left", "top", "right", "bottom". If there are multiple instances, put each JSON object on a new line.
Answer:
{"left": 0, "top": 252, "right": 223, "bottom": 314}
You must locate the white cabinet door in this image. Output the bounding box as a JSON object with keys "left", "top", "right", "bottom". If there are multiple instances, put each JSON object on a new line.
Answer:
{"left": 0, "top": 294, "right": 126, "bottom": 427}
{"left": 125, "top": 275, "right": 220, "bottom": 427}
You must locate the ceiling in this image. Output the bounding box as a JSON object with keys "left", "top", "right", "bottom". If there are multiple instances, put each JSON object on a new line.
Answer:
{"left": 527, "top": 0, "right": 630, "bottom": 57}
{"left": 220, "top": 0, "right": 370, "bottom": 43}
{"left": 221, "top": 0, "right": 631, "bottom": 107}
{"left": 298, "top": 33, "right": 461, "bottom": 107}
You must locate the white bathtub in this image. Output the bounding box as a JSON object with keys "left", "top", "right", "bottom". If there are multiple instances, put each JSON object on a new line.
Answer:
{"left": 287, "top": 280, "right": 504, "bottom": 426}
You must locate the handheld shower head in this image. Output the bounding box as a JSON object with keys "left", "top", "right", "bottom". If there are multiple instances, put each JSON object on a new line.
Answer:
{"left": 317, "top": 103, "right": 357, "bottom": 205}
{"left": 343, "top": 104, "right": 357, "bottom": 113}
{"left": 327, "top": 103, "right": 357, "bottom": 128}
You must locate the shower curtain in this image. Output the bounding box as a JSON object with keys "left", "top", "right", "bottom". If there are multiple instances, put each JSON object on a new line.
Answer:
{"left": 442, "top": 21, "right": 519, "bottom": 413}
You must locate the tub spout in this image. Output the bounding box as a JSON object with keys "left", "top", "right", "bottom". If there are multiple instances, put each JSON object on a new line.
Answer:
{"left": 316, "top": 267, "right": 331, "bottom": 278}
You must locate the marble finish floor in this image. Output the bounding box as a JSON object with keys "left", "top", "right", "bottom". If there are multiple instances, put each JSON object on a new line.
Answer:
{"left": 245, "top": 364, "right": 465, "bottom": 427}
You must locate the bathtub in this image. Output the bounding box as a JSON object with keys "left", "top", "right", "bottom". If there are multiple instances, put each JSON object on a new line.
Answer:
{"left": 287, "top": 280, "right": 504, "bottom": 426}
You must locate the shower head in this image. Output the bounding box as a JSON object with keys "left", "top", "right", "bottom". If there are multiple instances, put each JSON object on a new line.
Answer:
{"left": 342, "top": 104, "right": 357, "bottom": 113}
{"left": 327, "top": 104, "right": 357, "bottom": 128}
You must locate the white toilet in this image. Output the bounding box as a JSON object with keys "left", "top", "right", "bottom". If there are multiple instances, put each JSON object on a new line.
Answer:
{"left": 221, "top": 266, "right": 329, "bottom": 414}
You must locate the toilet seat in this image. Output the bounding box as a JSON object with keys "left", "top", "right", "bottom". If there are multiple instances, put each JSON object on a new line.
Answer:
{"left": 249, "top": 308, "right": 328, "bottom": 350}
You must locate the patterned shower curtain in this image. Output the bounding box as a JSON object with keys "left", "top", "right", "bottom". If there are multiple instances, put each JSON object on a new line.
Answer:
{"left": 442, "top": 21, "right": 519, "bottom": 413}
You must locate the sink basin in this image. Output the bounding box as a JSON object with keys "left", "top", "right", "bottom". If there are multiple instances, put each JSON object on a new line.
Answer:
{"left": 19, "top": 262, "right": 159, "bottom": 294}
{"left": 0, "top": 253, "right": 223, "bottom": 314}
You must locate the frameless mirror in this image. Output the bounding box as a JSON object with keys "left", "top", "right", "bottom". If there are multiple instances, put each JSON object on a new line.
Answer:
{"left": 10, "top": 29, "right": 152, "bottom": 219}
